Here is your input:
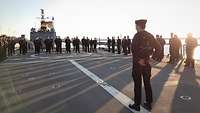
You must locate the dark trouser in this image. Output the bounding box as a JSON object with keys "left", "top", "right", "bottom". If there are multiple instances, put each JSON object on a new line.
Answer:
{"left": 82, "top": 45, "right": 85, "bottom": 51}
{"left": 46, "top": 46, "right": 51, "bottom": 54}
{"left": 8, "top": 48, "right": 12, "bottom": 56}
{"left": 94, "top": 45, "right": 97, "bottom": 52}
{"left": 117, "top": 46, "right": 121, "bottom": 54}
{"left": 90, "top": 45, "right": 93, "bottom": 52}
{"left": 10, "top": 48, "right": 14, "bottom": 56}
{"left": 169, "top": 49, "right": 176, "bottom": 63}
{"left": 66, "top": 45, "right": 71, "bottom": 53}
{"left": 59, "top": 46, "right": 62, "bottom": 54}
{"left": 174, "top": 48, "right": 180, "bottom": 60}
{"left": 132, "top": 64, "right": 153, "bottom": 105}
{"left": 35, "top": 46, "right": 40, "bottom": 54}
{"left": 112, "top": 46, "right": 115, "bottom": 53}
{"left": 20, "top": 47, "right": 22, "bottom": 54}
{"left": 87, "top": 45, "right": 89, "bottom": 52}
{"left": 12, "top": 47, "right": 15, "bottom": 54}
{"left": 108, "top": 45, "right": 110, "bottom": 52}
{"left": 73, "top": 45, "right": 75, "bottom": 51}
{"left": 22, "top": 47, "right": 26, "bottom": 55}
{"left": 123, "top": 46, "right": 127, "bottom": 55}
{"left": 76, "top": 45, "right": 80, "bottom": 53}
{"left": 185, "top": 48, "right": 195, "bottom": 67}
{"left": 84, "top": 46, "right": 87, "bottom": 52}
{"left": 128, "top": 46, "right": 131, "bottom": 54}
{"left": 56, "top": 47, "right": 59, "bottom": 53}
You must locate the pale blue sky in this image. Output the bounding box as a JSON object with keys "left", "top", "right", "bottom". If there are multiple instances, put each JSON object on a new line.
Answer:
{"left": 0, "top": 0, "right": 200, "bottom": 39}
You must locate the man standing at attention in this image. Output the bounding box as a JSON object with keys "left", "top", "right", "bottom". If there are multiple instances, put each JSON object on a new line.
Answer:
{"left": 184, "top": 33, "right": 198, "bottom": 68}
{"left": 129, "top": 19, "right": 161, "bottom": 111}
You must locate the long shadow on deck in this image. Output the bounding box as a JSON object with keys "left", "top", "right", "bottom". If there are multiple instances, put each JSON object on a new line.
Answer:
{"left": 170, "top": 67, "right": 200, "bottom": 113}
{"left": 118, "top": 60, "right": 184, "bottom": 113}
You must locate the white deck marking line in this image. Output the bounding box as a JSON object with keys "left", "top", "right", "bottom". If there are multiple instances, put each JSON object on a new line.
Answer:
{"left": 70, "top": 60, "right": 150, "bottom": 113}
{"left": 1, "top": 60, "right": 45, "bottom": 65}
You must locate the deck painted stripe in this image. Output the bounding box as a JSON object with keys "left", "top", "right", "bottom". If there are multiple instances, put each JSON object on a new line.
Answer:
{"left": 70, "top": 60, "right": 150, "bottom": 113}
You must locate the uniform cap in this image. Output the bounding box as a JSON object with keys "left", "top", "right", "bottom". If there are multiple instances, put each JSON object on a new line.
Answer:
{"left": 135, "top": 19, "right": 147, "bottom": 27}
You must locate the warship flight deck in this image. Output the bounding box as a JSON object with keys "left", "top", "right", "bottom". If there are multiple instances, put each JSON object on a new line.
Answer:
{"left": 0, "top": 51, "right": 200, "bottom": 113}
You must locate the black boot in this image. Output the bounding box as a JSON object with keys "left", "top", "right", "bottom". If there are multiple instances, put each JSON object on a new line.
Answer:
{"left": 142, "top": 102, "right": 152, "bottom": 111}
{"left": 129, "top": 104, "right": 140, "bottom": 111}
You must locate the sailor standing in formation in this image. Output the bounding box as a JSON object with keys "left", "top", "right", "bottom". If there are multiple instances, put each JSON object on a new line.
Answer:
{"left": 81, "top": 37, "right": 86, "bottom": 52}
{"left": 54, "top": 37, "right": 62, "bottom": 54}
{"left": 127, "top": 36, "right": 131, "bottom": 54}
{"left": 107, "top": 37, "right": 111, "bottom": 52}
{"left": 7, "top": 37, "right": 16, "bottom": 56}
{"left": 129, "top": 19, "right": 161, "bottom": 111}
{"left": 75, "top": 37, "right": 80, "bottom": 53}
{"left": 152, "top": 35, "right": 166, "bottom": 61}
{"left": 185, "top": 33, "right": 198, "bottom": 68}
{"left": 122, "top": 36, "right": 128, "bottom": 55}
{"left": 86, "top": 37, "right": 90, "bottom": 52}
{"left": 93, "top": 38, "right": 98, "bottom": 53}
{"left": 33, "top": 37, "right": 42, "bottom": 55}
{"left": 111, "top": 37, "right": 115, "bottom": 53}
{"left": 44, "top": 38, "right": 52, "bottom": 54}
{"left": 168, "top": 33, "right": 182, "bottom": 63}
{"left": 65, "top": 36, "right": 71, "bottom": 53}
{"left": 117, "top": 36, "right": 122, "bottom": 54}
{"left": 19, "top": 37, "right": 27, "bottom": 55}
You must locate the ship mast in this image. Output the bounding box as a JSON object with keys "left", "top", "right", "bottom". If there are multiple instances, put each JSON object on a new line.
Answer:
{"left": 40, "top": 9, "right": 46, "bottom": 31}
{"left": 41, "top": 9, "right": 45, "bottom": 20}
{"left": 30, "top": 9, "right": 57, "bottom": 41}
{"left": 39, "top": 9, "right": 55, "bottom": 32}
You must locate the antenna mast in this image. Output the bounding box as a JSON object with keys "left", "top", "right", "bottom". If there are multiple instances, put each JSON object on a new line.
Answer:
{"left": 41, "top": 9, "right": 45, "bottom": 20}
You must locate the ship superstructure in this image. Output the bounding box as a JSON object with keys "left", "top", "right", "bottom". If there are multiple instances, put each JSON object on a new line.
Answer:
{"left": 30, "top": 9, "right": 56, "bottom": 41}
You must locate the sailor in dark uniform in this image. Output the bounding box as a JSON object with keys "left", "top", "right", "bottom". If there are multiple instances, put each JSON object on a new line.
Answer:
{"left": 58, "top": 37, "right": 62, "bottom": 54}
{"left": 93, "top": 38, "right": 97, "bottom": 53}
{"left": 72, "top": 38, "right": 76, "bottom": 52}
{"left": 168, "top": 33, "right": 176, "bottom": 63}
{"left": 174, "top": 35, "right": 182, "bottom": 61}
{"left": 8, "top": 37, "right": 15, "bottom": 56}
{"left": 20, "top": 38, "right": 27, "bottom": 55}
{"left": 65, "top": 36, "right": 71, "bottom": 53}
{"left": 19, "top": 38, "right": 23, "bottom": 54}
{"left": 185, "top": 33, "right": 198, "bottom": 68}
{"left": 117, "top": 36, "right": 122, "bottom": 54}
{"left": 122, "top": 36, "right": 128, "bottom": 55}
{"left": 152, "top": 35, "right": 161, "bottom": 61}
{"left": 44, "top": 38, "right": 51, "bottom": 54}
{"left": 111, "top": 37, "right": 115, "bottom": 53}
{"left": 90, "top": 38, "right": 94, "bottom": 52}
{"left": 129, "top": 19, "right": 161, "bottom": 111}
{"left": 34, "top": 37, "right": 42, "bottom": 55}
{"left": 168, "top": 34, "right": 182, "bottom": 63}
{"left": 55, "top": 37, "right": 62, "bottom": 54}
{"left": 127, "top": 36, "right": 131, "bottom": 54}
{"left": 107, "top": 37, "right": 111, "bottom": 52}
{"left": 158, "top": 35, "right": 166, "bottom": 61}
{"left": 86, "top": 37, "right": 90, "bottom": 52}
{"left": 11, "top": 38, "right": 16, "bottom": 55}
{"left": 50, "top": 38, "right": 54, "bottom": 52}
{"left": 54, "top": 37, "right": 59, "bottom": 53}
{"left": 81, "top": 37, "right": 86, "bottom": 52}
{"left": 75, "top": 37, "right": 80, "bottom": 53}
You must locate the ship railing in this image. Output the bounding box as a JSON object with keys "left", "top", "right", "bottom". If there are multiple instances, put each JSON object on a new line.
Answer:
{"left": 96, "top": 38, "right": 200, "bottom": 60}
